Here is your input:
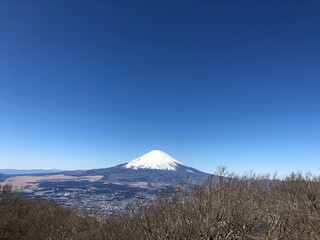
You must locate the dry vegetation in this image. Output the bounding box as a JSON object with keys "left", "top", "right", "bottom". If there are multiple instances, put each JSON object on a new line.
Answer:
{"left": 0, "top": 184, "right": 107, "bottom": 240}
{"left": 1, "top": 175, "right": 103, "bottom": 190}
{"left": 1, "top": 169, "right": 320, "bottom": 240}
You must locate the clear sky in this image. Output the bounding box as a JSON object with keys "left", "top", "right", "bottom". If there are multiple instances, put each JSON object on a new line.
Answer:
{"left": 0, "top": 0, "right": 319, "bottom": 176}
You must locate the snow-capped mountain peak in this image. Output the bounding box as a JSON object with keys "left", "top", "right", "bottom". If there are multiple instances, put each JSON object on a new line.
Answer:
{"left": 124, "top": 150, "right": 182, "bottom": 171}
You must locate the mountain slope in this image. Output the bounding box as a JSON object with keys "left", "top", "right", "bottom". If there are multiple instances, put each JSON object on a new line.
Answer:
{"left": 124, "top": 150, "right": 181, "bottom": 170}
{"left": 1, "top": 150, "right": 213, "bottom": 213}
{"left": 65, "top": 150, "right": 211, "bottom": 186}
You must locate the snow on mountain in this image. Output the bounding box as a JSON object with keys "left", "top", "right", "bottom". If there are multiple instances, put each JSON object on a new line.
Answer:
{"left": 124, "top": 150, "right": 182, "bottom": 171}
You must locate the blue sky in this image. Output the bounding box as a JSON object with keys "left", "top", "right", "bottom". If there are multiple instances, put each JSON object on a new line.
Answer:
{"left": 0, "top": 0, "right": 320, "bottom": 175}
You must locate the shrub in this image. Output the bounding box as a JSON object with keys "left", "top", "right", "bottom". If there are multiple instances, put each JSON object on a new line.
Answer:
{"left": 1, "top": 171, "right": 320, "bottom": 239}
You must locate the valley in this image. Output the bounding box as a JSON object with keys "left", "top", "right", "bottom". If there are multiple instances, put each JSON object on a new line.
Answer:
{"left": 0, "top": 150, "right": 210, "bottom": 214}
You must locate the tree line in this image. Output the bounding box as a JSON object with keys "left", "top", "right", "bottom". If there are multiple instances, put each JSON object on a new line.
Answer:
{"left": 1, "top": 169, "right": 319, "bottom": 239}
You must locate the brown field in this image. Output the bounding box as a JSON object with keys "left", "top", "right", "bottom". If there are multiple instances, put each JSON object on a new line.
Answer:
{"left": 0, "top": 175, "right": 103, "bottom": 190}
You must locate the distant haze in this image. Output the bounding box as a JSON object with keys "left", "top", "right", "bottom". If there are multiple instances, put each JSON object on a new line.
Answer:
{"left": 0, "top": 169, "right": 63, "bottom": 175}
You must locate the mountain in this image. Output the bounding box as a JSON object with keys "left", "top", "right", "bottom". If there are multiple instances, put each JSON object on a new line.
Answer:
{"left": 65, "top": 150, "right": 211, "bottom": 186}
{"left": 1, "top": 150, "right": 213, "bottom": 213}
{"left": 124, "top": 150, "right": 181, "bottom": 170}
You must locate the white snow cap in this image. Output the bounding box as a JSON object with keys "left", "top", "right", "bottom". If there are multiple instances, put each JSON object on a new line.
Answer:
{"left": 124, "top": 150, "right": 181, "bottom": 171}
